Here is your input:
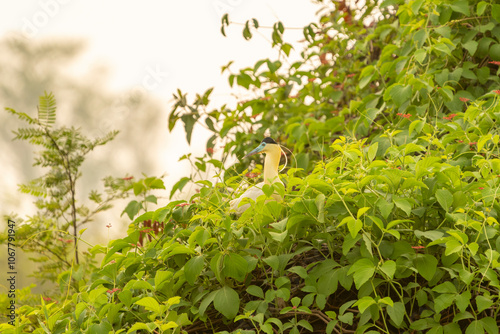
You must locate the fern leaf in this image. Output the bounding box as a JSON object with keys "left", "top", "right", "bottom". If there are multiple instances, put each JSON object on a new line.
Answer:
{"left": 13, "top": 127, "right": 45, "bottom": 141}
{"left": 6, "top": 108, "right": 38, "bottom": 125}
{"left": 92, "top": 130, "right": 119, "bottom": 148}
{"left": 18, "top": 183, "right": 47, "bottom": 197}
{"left": 38, "top": 92, "right": 57, "bottom": 128}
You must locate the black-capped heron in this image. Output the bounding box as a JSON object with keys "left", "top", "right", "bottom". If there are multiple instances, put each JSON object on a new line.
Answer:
{"left": 229, "top": 137, "right": 284, "bottom": 214}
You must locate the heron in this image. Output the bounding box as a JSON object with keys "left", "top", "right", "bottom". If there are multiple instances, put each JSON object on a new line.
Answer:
{"left": 229, "top": 137, "right": 284, "bottom": 214}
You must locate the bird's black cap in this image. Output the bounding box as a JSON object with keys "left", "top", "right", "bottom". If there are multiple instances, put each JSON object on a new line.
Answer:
{"left": 262, "top": 137, "right": 277, "bottom": 144}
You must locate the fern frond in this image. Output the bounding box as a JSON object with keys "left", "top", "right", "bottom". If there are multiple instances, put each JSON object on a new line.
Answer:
{"left": 13, "top": 127, "right": 45, "bottom": 141}
{"left": 92, "top": 130, "right": 119, "bottom": 148}
{"left": 18, "top": 182, "right": 47, "bottom": 197}
{"left": 38, "top": 92, "right": 57, "bottom": 128}
{"left": 6, "top": 108, "right": 38, "bottom": 125}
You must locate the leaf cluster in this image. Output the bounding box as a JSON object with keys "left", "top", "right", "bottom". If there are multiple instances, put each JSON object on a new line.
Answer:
{"left": 5, "top": 0, "right": 500, "bottom": 333}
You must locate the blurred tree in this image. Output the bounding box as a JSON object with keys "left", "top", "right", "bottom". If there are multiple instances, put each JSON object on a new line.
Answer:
{"left": 0, "top": 34, "right": 165, "bottom": 219}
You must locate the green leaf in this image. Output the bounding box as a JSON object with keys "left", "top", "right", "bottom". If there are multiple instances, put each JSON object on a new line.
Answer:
{"left": 181, "top": 114, "right": 197, "bottom": 144}
{"left": 184, "top": 255, "right": 205, "bottom": 285}
{"left": 154, "top": 270, "right": 173, "bottom": 290}
{"left": 347, "top": 218, "right": 363, "bottom": 238}
{"left": 38, "top": 92, "right": 57, "bottom": 128}
{"left": 377, "top": 198, "right": 394, "bottom": 219}
{"left": 357, "top": 207, "right": 370, "bottom": 219}
{"left": 466, "top": 320, "right": 483, "bottom": 334}
{"left": 367, "top": 142, "right": 378, "bottom": 161}
{"left": 436, "top": 189, "right": 453, "bottom": 212}
{"left": 170, "top": 177, "right": 190, "bottom": 198}
{"left": 247, "top": 285, "right": 264, "bottom": 299}
{"left": 122, "top": 200, "right": 141, "bottom": 220}
{"left": 445, "top": 239, "right": 462, "bottom": 256}
{"left": 480, "top": 317, "right": 498, "bottom": 334}
{"left": 347, "top": 258, "right": 375, "bottom": 289}
{"left": 199, "top": 291, "right": 216, "bottom": 317}
{"left": 477, "top": 1, "right": 488, "bottom": 15}
{"left": 415, "top": 254, "right": 437, "bottom": 281}
{"left": 393, "top": 198, "right": 412, "bottom": 216}
{"left": 475, "top": 295, "right": 493, "bottom": 313}
{"left": 455, "top": 290, "right": 471, "bottom": 313}
{"left": 127, "top": 322, "right": 155, "bottom": 333}
{"left": 389, "top": 84, "right": 412, "bottom": 107}
{"left": 387, "top": 302, "right": 405, "bottom": 328}
{"left": 380, "top": 260, "right": 396, "bottom": 279}
{"left": 432, "top": 281, "right": 457, "bottom": 294}
{"left": 214, "top": 286, "right": 240, "bottom": 319}
{"left": 414, "top": 49, "right": 427, "bottom": 64}
{"left": 353, "top": 296, "right": 376, "bottom": 314}
{"left": 463, "top": 40, "right": 478, "bottom": 55}
{"left": 492, "top": 4, "right": 500, "bottom": 22}
{"left": 434, "top": 293, "right": 455, "bottom": 313}
{"left": 144, "top": 195, "right": 157, "bottom": 204}
{"left": 450, "top": 0, "right": 470, "bottom": 16}
{"left": 223, "top": 253, "right": 248, "bottom": 282}
{"left": 135, "top": 297, "right": 161, "bottom": 314}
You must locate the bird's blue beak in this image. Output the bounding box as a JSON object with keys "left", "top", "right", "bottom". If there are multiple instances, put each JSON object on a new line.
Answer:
{"left": 243, "top": 143, "right": 266, "bottom": 158}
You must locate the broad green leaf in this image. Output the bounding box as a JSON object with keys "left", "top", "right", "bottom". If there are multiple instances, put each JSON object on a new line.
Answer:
{"left": 199, "top": 291, "right": 216, "bottom": 317}
{"left": 466, "top": 320, "right": 483, "bottom": 334}
{"left": 393, "top": 198, "right": 412, "bottom": 216}
{"left": 353, "top": 296, "right": 376, "bottom": 314}
{"left": 455, "top": 290, "right": 471, "bottom": 313}
{"left": 380, "top": 260, "right": 396, "bottom": 279}
{"left": 450, "top": 0, "right": 470, "bottom": 15}
{"left": 155, "top": 270, "right": 173, "bottom": 290}
{"left": 377, "top": 198, "right": 394, "bottom": 219}
{"left": 445, "top": 239, "right": 462, "bottom": 256}
{"left": 169, "top": 177, "right": 190, "bottom": 198}
{"left": 214, "top": 286, "right": 240, "bottom": 319}
{"left": 475, "top": 295, "right": 493, "bottom": 313}
{"left": 432, "top": 281, "right": 457, "bottom": 294}
{"left": 434, "top": 293, "right": 455, "bottom": 313}
{"left": 492, "top": 4, "right": 500, "bottom": 22}
{"left": 127, "top": 322, "right": 155, "bottom": 333}
{"left": 436, "top": 189, "right": 453, "bottom": 212}
{"left": 477, "top": 1, "right": 488, "bottom": 15}
{"left": 247, "top": 285, "right": 264, "bottom": 299}
{"left": 378, "top": 297, "right": 393, "bottom": 307}
{"left": 347, "top": 218, "right": 363, "bottom": 238}
{"left": 347, "top": 258, "right": 375, "bottom": 289}
{"left": 269, "top": 230, "right": 288, "bottom": 242}
{"left": 480, "top": 317, "right": 498, "bottom": 334}
{"left": 184, "top": 255, "right": 205, "bottom": 285}
{"left": 414, "top": 49, "right": 427, "bottom": 64}
{"left": 357, "top": 207, "right": 370, "bottom": 219}
{"left": 122, "top": 200, "right": 141, "bottom": 220}
{"left": 367, "top": 142, "right": 378, "bottom": 161}
{"left": 463, "top": 40, "right": 478, "bottom": 55}
{"left": 389, "top": 84, "right": 412, "bottom": 107}
{"left": 135, "top": 297, "right": 161, "bottom": 314}
{"left": 415, "top": 254, "right": 437, "bottom": 281}
{"left": 387, "top": 302, "right": 405, "bottom": 328}
{"left": 223, "top": 253, "right": 248, "bottom": 282}
{"left": 467, "top": 242, "right": 478, "bottom": 256}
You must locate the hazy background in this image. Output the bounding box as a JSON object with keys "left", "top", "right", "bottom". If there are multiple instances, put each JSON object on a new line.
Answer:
{"left": 0, "top": 0, "right": 320, "bottom": 289}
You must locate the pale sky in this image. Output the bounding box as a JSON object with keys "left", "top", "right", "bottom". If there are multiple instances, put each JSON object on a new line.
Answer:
{"left": 0, "top": 0, "right": 320, "bottom": 226}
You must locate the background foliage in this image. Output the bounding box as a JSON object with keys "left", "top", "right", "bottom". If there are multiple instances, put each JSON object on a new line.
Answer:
{"left": 3, "top": 0, "right": 500, "bottom": 333}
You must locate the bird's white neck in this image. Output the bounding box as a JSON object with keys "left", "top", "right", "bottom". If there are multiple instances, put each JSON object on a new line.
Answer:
{"left": 263, "top": 144, "right": 281, "bottom": 184}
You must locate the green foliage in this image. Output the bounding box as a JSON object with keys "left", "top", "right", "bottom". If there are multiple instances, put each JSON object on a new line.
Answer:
{"left": 7, "top": 0, "right": 500, "bottom": 333}
{"left": 1, "top": 92, "right": 130, "bottom": 286}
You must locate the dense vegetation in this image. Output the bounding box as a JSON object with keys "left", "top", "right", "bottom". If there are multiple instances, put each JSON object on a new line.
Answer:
{"left": 3, "top": 0, "right": 500, "bottom": 333}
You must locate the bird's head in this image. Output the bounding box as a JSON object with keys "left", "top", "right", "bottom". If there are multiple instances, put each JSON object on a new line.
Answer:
{"left": 244, "top": 137, "right": 279, "bottom": 158}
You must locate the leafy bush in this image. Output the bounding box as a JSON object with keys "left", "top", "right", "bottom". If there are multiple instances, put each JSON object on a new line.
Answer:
{"left": 4, "top": 0, "right": 500, "bottom": 333}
